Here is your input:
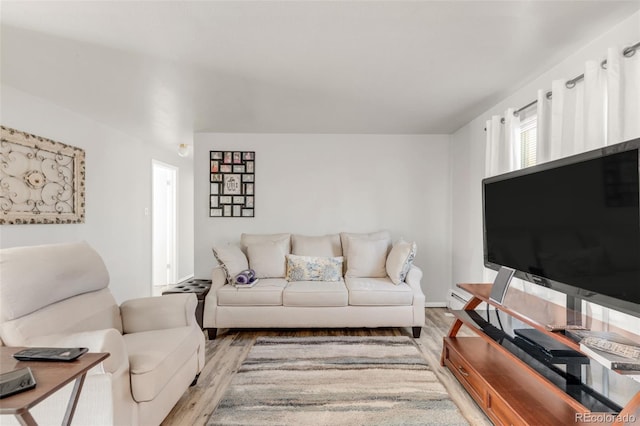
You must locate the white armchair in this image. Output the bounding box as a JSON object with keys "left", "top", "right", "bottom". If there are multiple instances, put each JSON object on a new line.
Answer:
{"left": 0, "top": 241, "right": 205, "bottom": 426}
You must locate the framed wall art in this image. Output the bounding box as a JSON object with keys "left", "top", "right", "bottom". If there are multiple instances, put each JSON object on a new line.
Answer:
{"left": 0, "top": 125, "right": 86, "bottom": 225}
{"left": 210, "top": 151, "right": 254, "bottom": 217}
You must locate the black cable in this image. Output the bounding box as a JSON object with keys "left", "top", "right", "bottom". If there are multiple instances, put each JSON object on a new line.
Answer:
{"left": 495, "top": 308, "right": 504, "bottom": 331}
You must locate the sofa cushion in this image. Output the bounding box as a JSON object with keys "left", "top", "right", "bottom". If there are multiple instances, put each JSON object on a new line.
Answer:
{"left": 212, "top": 244, "right": 248, "bottom": 284}
{"left": 291, "top": 234, "right": 342, "bottom": 257}
{"left": 345, "top": 277, "right": 414, "bottom": 306}
{"left": 285, "top": 255, "right": 343, "bottom": 282}
{"left": 0, "top": 289, "right": 122, "bottom": 345}
{"left": 386, "top": 240, "right": 417, "bottom": 285}
{"left": 247, "top": 241, "right": 287, "bottom": 278}
{"left": 123, "top": 326, "right": 199, "bottom": 402}
{"left": 217, "top": 278, "right": 287, "bottom": 306}
{"left": 340, "top": 231, "right": 391, "bottom": 273}
{"left": 283, "top": 280, "right": 348, "bottom": 307}
{"left": 240, "top": 233, "right": 291, "bottom": 255}
{"left": 0, "top": 241, "right": 110, "bottom": 321}
{"left": 345, "top": 237, "right": 390, "bottom": 278}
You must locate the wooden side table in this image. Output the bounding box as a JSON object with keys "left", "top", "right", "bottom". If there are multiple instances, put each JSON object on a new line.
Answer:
{"left": 162, "top": 279, "right": 212, "bottom": 329}
{"left": 0, "top": 347, "right": 109, "bottom": 426}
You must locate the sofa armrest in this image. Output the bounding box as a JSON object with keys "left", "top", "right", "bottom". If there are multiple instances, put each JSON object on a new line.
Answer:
{"left": 211, "top": 265, "right": 227, "bottom": 290}
{"left": 120, "top": 293, "right": 197, "bottom": 334}
{"left": 203, "top": 266, "right": 226, "bottom": 329}
{"left": 405, "top": 265, "right": 426, "bottom": 326}
{"left": 405, "top": 265, "right": 424, "bottom": 293}
{"left": 26, "top": 328, "right": 127, "bottom": 375}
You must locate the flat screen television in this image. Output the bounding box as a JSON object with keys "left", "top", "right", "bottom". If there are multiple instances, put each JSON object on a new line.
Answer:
{"left": 482, "top": 138, "right": 640, "bottom": 318}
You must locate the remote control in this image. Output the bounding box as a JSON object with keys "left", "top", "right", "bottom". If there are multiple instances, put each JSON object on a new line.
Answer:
{"left": 13, "top": 347, "right": 88, "bottom": 362}
{"left": 0, "top": 367, "right": 36, "bottom": 398}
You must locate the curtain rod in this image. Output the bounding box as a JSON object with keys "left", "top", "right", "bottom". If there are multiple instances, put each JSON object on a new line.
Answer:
{"left": 487, "top": 40, "right": 640, "bottom": 127}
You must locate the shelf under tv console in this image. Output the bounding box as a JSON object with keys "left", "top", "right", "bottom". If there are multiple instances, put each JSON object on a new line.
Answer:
{"left": 441, "top": 283, "right": 640, "bottom": 426}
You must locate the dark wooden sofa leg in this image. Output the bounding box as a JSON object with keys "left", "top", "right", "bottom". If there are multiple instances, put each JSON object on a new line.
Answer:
{"left": 190, "top": 373, "right": 200, "bottom": 386}
{"left": 412, "top": 326, "right": 422, "bottom": 338}
{"left": 207, "top": 328, "right": 217, "bottom": 340}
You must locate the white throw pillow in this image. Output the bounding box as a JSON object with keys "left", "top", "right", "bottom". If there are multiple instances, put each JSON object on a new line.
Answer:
{"left": 291, "top": 234, "right": 342, "bottom": 257}
{"left": 340, "top": 231, "right": 391, "bottom": 272}
{"left": 247, "top": 241, "right": 287, "bottom": 278}
{"left": 386, "top": 240, "right": 417, "bottom": 285}
{"left": 212, "top": 245, "right": 249, "bottom": 284}
{"left": 240, "top": 233, "right": 291, "bottom": 255}
{"left": 345, "top": 237, "right": 390, "bottom": 278}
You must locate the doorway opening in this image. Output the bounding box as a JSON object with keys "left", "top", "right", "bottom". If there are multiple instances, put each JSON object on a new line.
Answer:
{"left": 152, "top": 160, "right": 178, "bottom": 294}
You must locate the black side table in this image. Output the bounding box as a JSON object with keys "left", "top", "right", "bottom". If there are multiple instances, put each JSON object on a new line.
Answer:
{"left": 162, "top": 279, "right": 212, "bottom": 329}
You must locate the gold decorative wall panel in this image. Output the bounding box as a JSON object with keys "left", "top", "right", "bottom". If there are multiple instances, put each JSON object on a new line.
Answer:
{"left": 0, "top": 126, "right": 86, "bottom": 224}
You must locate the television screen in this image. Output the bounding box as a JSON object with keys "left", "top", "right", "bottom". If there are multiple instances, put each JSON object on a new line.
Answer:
{"left": 483, "top": 139, "right": 640, "bottom": 317}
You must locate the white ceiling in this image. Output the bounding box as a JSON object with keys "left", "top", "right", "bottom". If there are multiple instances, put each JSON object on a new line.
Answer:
{"left": 2, "top": 1, "right": 640, "bottom": 147}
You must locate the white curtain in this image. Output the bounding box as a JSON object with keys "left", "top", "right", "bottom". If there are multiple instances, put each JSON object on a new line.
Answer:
{"left": 607, "top": 45, "right": 640, "bottom": 144}
{"left": 485, "top": 107, "right": 521, "bottom": 177}
{"left": 539, "top": 46, "right": 640, "bottom": 163}
{"left": 487, "top": 44, "right": 639, "bottom": 175}
{"left": 546, "top": 62, "right": 607, "bottom": 161}
{"left": 536, "top": 89, "right": 552, "bottom": 163}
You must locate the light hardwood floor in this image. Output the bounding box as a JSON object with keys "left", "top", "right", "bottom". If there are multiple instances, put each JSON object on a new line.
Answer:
{"left": 161, "top": 308, "right": 492, "bottom": 426}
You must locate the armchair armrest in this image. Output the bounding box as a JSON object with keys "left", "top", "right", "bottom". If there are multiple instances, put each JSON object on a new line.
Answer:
{"left": 26, "top": 328, "right": 127, "bottom": 375}
{"left": 120, "top": 293, "right": 197, "bottom": 334}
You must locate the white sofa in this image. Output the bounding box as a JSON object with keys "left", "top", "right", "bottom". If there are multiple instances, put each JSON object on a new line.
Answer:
{"left": 0, "top": 242, "right": 206, "bottom": 426}
{"left": 204, "top": 232, "right": 425, "bottom": 339}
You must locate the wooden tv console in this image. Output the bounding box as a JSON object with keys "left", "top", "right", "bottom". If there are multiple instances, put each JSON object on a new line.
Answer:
{"left": 442, "top": 283, "right": 640, "bottom": 426}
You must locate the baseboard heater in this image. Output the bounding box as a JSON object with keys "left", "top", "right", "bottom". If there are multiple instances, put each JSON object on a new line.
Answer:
{"left": 450, "top": 291, "right": 467, "bottom": 304}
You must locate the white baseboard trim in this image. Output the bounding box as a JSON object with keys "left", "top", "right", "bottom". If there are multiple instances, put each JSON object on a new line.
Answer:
{"left": 424, "top": 302, "right": 447, "bottom": 308}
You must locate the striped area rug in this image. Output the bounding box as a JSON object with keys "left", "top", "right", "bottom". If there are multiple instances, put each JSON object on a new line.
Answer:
{"left": 207, "top": 336, "right": 467, "bottom": 425}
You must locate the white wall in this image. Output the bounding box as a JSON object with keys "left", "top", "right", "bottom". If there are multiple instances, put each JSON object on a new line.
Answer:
{"left": 450, "top": 123, "right": 485, "bottom": 288}
{"left": 0, "top": 85, "right": 195, "bottom": 303}
{"left": 194, "top": 133, "right": 451, "bottom": 304}
{"left": 450, "top": 13, "right": 640, "bottom": 323}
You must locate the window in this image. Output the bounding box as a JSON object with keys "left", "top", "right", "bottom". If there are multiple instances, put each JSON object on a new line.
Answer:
{"left": 520, "top": 111, "right": 537, "bottom": 168}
